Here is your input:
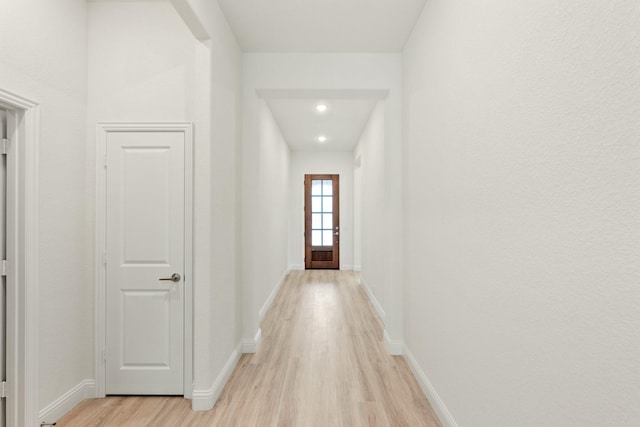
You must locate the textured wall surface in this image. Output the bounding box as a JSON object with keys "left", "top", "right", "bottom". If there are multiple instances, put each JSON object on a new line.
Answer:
{"left": 354, "top": 103, "right": 387, "bottom": 311}
{"left": 88, "top": 1, "right": 196, "bottom": 122}
{"left": 179, "top": 0, "right": 244, "bottom": 400}
{"left": 403, "top": 1, "right": 640, "bottom": 426}
{"left": 0, "top": 0, "right": 93, "bottom": 413}
{"left": 257, "top": 100, "right": 291, "bottom": 315}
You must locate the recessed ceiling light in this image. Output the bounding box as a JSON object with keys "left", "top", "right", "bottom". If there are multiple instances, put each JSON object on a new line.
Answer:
{"left": 316, "top": 104, "right": 328, "bottom": 113}
{"left": 318, "top": 135, "right": 327, "bottom": 143}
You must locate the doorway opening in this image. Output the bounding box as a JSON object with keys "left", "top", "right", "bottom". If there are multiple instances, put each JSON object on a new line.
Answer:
{"left": 304, "top": 174, "right": 340, "bottom": 269}
{"left": 0, "top": 89, "right": 40, "bottom": 427}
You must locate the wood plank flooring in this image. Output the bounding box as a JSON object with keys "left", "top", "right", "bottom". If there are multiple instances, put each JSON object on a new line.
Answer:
{"left": 56, "top": 270, "right": 442, "bottom": 426}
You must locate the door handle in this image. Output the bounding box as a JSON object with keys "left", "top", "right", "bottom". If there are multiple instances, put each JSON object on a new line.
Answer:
{"left": 159, "top": 273, "right": 181, "bottom": 283}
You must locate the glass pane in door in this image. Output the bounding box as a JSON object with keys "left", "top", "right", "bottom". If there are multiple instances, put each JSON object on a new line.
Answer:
{"left": 311, "top": 180, "right": 322, "bottom": 196}
{"left": 312, "top": 230, "right": 322, "bottom": 246}
{"left": 322, "top": 180, "right": 333, "bottom": 195}
{"left": 310, "top": 179, "right": 334, "bottom": 247}
{"left": 322, "top": 213, "right": 332, "bottom": 230}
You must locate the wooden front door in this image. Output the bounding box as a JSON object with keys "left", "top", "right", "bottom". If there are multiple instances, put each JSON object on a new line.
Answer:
{"left": 305, "top": 174, "right": 339, "bottom": 269}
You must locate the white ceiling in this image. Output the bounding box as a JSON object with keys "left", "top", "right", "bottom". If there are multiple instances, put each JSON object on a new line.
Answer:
{"left": 260, "top": 90, "right": 385, "bottom": 152}
{"left": 214, "top": 1, "right": 422, "bottom": 152}
{"left": 217, "top": 0, "right": 427, "bottom": 52}
{"left": 266, "top": 99, "right": 376, "bottom": 152}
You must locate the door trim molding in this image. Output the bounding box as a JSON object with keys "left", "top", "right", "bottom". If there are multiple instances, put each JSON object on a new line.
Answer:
{"left": 95, "top": 123, "right": 194, "bottom": 398}
{"left": 0, "top": 89, "right": 40, "bottom": 427}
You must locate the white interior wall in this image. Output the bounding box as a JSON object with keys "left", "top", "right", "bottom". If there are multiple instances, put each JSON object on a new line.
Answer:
{"left": 206, "top": 38, "right": 242, "bottom": 410}
{"left": 353, "top": 157, "right": 362, "bottom": 271}
{"left": 0, "top": 0, "right": 92, "bottom": 417}
{"left": 88, "top": 2, "right": 196, "bottom": 122}
{"left": 353, "top": 102, "right": 386, "bottom": 314}
{"left": 403, "top": 1, "right": 640, "bottom": 426}
{"left": 240, "top": 100, "right": 290, "bottom": 344}
{"left": 289, "top": 151, "right": 354, "bottom": 270}
{"left": 242, "top": 54, "right": 403, "bottom": 348}
{"left": 88, "top": 0, "right": 243, "bottom": 411}
{"left": 187, "top": 0, "right": 243, "bottom": 408}
{"left": 255, "top": 101, "right": 290, "bottom": 316}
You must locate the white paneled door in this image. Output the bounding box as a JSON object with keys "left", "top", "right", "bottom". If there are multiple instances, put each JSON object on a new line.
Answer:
{"left": 105, "top": 130, "right": 185, "bottom": 395}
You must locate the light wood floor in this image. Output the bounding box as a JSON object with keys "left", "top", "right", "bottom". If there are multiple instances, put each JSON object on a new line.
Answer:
{"left": 57, "top": 270, "right": 442, "bottom": 426}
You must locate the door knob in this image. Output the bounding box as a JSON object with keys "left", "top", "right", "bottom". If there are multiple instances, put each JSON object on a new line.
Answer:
{"left": 159, "top": 273, "right": 181, "bottom": 283}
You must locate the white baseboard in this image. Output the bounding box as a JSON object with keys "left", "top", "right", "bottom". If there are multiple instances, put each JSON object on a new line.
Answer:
{"left": 242, "top": 328, "right": 262, "bottom": 353}
{"left": 288, "top": 264, "right": 304, "bottom": 271}
{"left": 38, "top": 379, "right": 96, "bottom": 425}
{"left": 403, "top": 346, "right": 458, "bottom": 427}
{"left": 192, "top": 343, "right": 242, "bottom": 411}
{"left": 259, "top": 269, "right": 289, "bottom": 322}
{"left": 360, "top": 278, "right": 385, "bottom": 322}
{"left": 353, "top": 265, "right": 362, "bottom": 272}
{"left": 341, "top": 264, "right": 354, "bottom": 271}
{"left": 383, "top": 330, "right": 403, "bottom": 355}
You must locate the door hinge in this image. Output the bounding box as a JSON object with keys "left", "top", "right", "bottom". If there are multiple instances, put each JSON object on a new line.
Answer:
{"left": 1, "top": 138, "right": 8, "bottom": 155}
{"left": 1, "top": 260, "right": 6, "bottom": 277}
{"left": 1, "top": 381, "right": 7, "bottom": 398}
{"left": 103, "top": 155, "right": 107, "bottom": 168}
{"left": 103, "top": 349, "right": 107, "bottom": 361}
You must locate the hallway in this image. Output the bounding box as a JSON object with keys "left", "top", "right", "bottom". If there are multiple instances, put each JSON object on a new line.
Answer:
{"left": 2, "top": 1, "right": 638, "bottom": 425}
{"left": 56, "top": 271, "right": 441, "bottom": 426}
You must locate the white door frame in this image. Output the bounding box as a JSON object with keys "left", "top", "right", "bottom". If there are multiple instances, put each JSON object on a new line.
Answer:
{"left": 95, "top": 123, "right": 194, "bottom": 399}
{"left": 0, "top": 89, "right": 40, "bottom": 427}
